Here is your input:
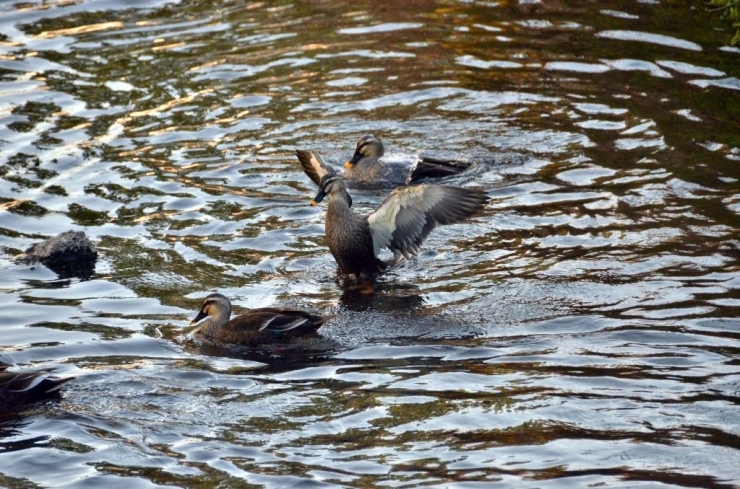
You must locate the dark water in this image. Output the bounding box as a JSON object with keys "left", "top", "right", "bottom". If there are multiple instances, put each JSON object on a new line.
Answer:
{"left": 1, "top": 0, "right": 739, "bottom": 487}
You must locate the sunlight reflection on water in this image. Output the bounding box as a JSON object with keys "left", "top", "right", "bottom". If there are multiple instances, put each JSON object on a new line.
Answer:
{"left": 0, "top": 0, "right": 739, "bottom": 487}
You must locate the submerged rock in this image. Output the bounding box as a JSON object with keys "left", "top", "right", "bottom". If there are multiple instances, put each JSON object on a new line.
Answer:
{"left": 16, "top": 230, "right": 97, "bottom": 278}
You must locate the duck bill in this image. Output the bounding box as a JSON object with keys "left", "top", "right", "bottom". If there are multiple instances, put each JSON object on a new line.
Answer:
{"left": 310, "top": 188, "right": 327, "bottom": 206}
{"left": 344, "top": 151, "right": 362, "bottom": 169}
{"left": 190, "top": 310, "right": 207, "bottom": 326}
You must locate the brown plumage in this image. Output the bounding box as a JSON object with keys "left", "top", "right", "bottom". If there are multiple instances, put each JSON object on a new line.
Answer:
{"left": 310, "top": 173, "right": 489, "bottom": 278}
{"left": 0, "top": 362, "right": 73, "bottom": 412}
{"left": 189, "top": 293, "right": 330, "bottom": 346}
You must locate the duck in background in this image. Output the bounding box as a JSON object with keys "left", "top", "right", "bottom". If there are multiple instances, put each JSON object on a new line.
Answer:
{"left": 296, "top": 134, "right": 473, "bottom": 190}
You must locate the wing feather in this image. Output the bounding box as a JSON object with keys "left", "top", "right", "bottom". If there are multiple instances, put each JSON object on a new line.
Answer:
{"left": 295, "top": 150, "right": 337, "bottom": 187}
{"left": 258, "top": 314, "right": 309, "bottom": 333}
{"left": 367, "top": 185, "right": 488, "bottom": 259}
{"left": 224, "top": 308, "right": 326, "bottom": 335}
{"left": 0, "top": 369, "right": 73, "bottom": 398}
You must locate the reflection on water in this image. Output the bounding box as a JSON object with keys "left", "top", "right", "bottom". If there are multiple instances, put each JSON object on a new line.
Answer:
{"left": 1, "top": 0, "right": 739, "bottom": 487}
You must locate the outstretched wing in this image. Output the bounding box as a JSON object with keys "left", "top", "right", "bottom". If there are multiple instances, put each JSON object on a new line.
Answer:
{"left": 367, "top": 185, "right": 488, "bottom": 259}
{"left": 295, "top": 150, "right": 338, "bottom": 187}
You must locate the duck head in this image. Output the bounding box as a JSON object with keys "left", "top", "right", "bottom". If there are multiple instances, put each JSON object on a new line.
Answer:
{"left": 190, "top": 293, "right": 232, "bottom": 326}
{"left": 345, "top": 134, "right": 384, "bottom": 169}
{"left": 310, "top": 174, "right": 353, "bottom": 207}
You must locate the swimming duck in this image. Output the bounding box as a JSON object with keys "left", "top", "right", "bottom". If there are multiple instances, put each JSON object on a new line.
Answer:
{"left": 190, "top": 293, "right": 330, "bottom": 346}
{"left": 309, "top": 173, "right": 488, "bottom": 278}
{"left": 296, "top": 134, "right": 472, "bottom": 190}
{"left": 0, "top": 362, "right": 73, "bottom": 411}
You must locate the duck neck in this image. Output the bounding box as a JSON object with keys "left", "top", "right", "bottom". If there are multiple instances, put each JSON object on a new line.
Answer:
{"left": 327, "top": 194, "right": 357, "bottom": 224}
{"left": 350, "top": 157, "right": 382, "bottom": 179}
{"left": 199, "top": 308, "right": 230, "bottom": 337}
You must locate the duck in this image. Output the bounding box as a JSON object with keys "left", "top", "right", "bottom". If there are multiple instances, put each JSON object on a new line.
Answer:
{"left": 296, "top": 134, "right": 472, "bottom": 190}
{"left": 189, "top": 293, "right": 330, "bottom": 346}
{"left": 309, "top": 173, "right": 488, "bottom": 279}
{"left": 0, "top": 362, "right": 73, "bottom": 412}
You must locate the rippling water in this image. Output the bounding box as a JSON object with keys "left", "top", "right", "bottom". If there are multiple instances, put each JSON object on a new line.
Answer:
{"left": 1, "top": 1, "right": 739, "bottom": 487}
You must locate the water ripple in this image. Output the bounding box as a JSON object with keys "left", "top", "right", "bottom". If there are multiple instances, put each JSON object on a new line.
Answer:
{"left": 0, "top": 0, "right": 738, "bottom": 487}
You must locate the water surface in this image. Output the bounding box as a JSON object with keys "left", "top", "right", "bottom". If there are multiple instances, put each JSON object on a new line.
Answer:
{"left": 1, "top": 1, "right": 739, "bottom": 487}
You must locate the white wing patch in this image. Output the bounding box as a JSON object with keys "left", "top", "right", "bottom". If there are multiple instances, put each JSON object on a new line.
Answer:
{"left": 368, "top": 185, "right": 440, "bottom": 256}
{"left": 368, "top": 193, "right": 402, "bottom": 255}
{"left": 259, "top": 315, "right": 309, "bottom": 332}
{"left": 308, "top": 153, "right": 329, "bottom": 181}
{"left": 367, "top": 184, "right": 484, "bottom": 259}
{"left": 296, "top": 149, "right": 336, "bottom": 186}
